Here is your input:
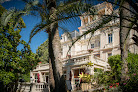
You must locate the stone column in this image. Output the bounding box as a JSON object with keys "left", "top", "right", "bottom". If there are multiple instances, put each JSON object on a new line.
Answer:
{"left": 90, "top": 52, "right": 95, "bottom": 75}
{"left": 30, "top": 70, "right": 35, "bottom": 83}
{"left": 71, "top": 69, "right": 75, "bottom": 90}
{"left": 66, "top": 59, "right": 73, "bottom": 91}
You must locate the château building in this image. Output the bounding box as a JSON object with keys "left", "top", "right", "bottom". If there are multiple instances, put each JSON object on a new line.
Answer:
{"left": 28, "top": 2, "right": 138, "bottom": 92}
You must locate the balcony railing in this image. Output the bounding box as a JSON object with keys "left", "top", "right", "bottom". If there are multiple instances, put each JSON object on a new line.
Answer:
{"left": 18, "top": 82, "right": 49, "bottom": 92}
{"left": 35, "top": 83, "right": 49, "bottom": 91}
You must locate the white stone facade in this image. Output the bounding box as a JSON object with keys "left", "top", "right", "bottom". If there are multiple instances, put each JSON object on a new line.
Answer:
{"left": 30, "top": 2, "right": 138, "bottom": 91}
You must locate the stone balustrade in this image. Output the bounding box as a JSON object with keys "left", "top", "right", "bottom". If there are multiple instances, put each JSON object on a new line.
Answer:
{"left": 35, "top": 83, "right": 49, "bottom": 92}
{"left": 17, "top": 82, "right": 49, "bottom": 92}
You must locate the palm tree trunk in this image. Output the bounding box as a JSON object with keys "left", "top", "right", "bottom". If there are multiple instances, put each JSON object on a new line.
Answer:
{"left": 48, "top": 56, "right": 55, "bottom": 92}
{"left": 119, "top": 1, "right": 130, "bottom": 82}
{"left": 47, "top": 0, "right": 67, "bottom": 92}
{"left": 48, "top": 22, "right": 66, "bottom": 92}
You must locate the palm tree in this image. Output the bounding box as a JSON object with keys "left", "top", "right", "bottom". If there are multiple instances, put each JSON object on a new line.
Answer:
{"left": 34, "top": 1, "right": 137, "bottom": 91}
{"left": 1, "top": 0, "right": 94, "bottom": 91}
{"left": 28, "top": 0, "right": 94, "bottom": 91}
{"left": 2, "top": 0, "right": 137, "bottom": 91}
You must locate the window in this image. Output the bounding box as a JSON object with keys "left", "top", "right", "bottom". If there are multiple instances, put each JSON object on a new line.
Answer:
{"left": 91, "top": 44, "right": 94, "bottom": 48}
{"left": 45, "top": 73, "right": 49, "bottom": 83}
{"left": 34, "top": 74, "right": 38, "bottom": 83}
{"left": 108, "top": 33, "right": 112, "bottom": 43}
{"left": 45, "top": 76, "right": 49, "bottom": 83}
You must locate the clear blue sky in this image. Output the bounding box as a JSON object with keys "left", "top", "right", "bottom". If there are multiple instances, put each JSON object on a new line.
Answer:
{"left": 2, "top": 0, "right": 102, "bottom": 53}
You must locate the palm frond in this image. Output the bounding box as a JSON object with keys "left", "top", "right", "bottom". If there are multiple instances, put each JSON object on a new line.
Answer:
{"left": 1, "top": 0, "right": 39, "bottom": 27}
{"left": 1, "top": 8, "right": 16, "bottom": 26}
{"left": 29, "top": 23, "right": 48, "bottom": 43}
{"left": 126, "top": 0, "right": 138, "bottom": 13}
{"left": 24, "top": 0, "right": 39, "bottom": 11}
{"left": 132, "top": 34, "right": 138, "bottom": 46}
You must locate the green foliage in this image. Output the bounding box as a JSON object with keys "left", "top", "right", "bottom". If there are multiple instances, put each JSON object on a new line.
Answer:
{"left": 93, "top": 55, "right": 122, "bottom": 86}
{"left": 36, "top": 39, "right": 48, "bottom": 64}
{"left": 0, "top": 5, "right": 5, "bottom": 16}
{"left": 96, "top": 53, "right": 138, "bottom": 91}
{"left": 94, "top": 68, "right": 104, "bottom": 73}
{"left": 127, "top": 53, "right": 138, "bottom": 74}
{"left": 108, "top": 55, "right": 122, "bottom": 82}
{"left": 78, "top": 72, "right": 93, "bottom": 83}
{"left": 121, "top": 53, "right": 138, "bottom": 91}
{"left": 78, "top": 62, "right": 94, "bottom": 83}
{"left": 21, "top": 73, "right": 30, "bottom": 82}
{"left": 0, "top": 22, "right": 38, "bottom": 84}
{"left": 87, "top": 61, "right": 93, "bottom": 67}
{"left": 0, "top": 7, "right": 39, "bottom": 92}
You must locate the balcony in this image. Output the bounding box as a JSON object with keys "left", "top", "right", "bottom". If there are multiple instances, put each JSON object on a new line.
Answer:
{"left": 33, "top": 64, "right": 49, "bottom": 71}
{"left": 64, "top": 56, "right": 90, "bottom": 66}
{"left": 104, "top": 43, "right": 113, "bottom": 49}
{"left": 17, "top": 82, "right": 49, "bottom": 92}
